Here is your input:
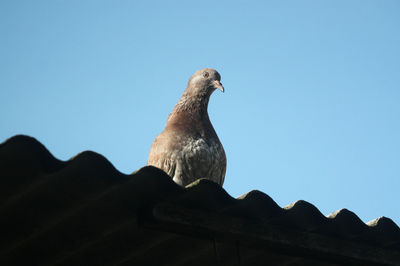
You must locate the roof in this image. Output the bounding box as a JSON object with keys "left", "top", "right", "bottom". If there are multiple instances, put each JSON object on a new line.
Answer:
{"left": 1, "top": 135, "right": 399, "bottom": 266}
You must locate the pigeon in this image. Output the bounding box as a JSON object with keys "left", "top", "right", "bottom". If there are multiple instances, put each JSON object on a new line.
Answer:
{"left": 147, "top": 68, "right": 226, "bottom": 187}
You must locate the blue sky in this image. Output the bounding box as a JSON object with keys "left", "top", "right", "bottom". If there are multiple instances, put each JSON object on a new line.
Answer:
{"left": 1, "top": 1, "right": 399, "bottom": 225}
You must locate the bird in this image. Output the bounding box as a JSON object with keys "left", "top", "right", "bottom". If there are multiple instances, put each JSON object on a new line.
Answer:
{"left": 147, "top": 68, "right": 226, "bottom": 187}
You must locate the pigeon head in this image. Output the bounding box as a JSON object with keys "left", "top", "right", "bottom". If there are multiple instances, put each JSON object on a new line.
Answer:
{"left": 187, "top": 68, "right": 224, "bottom": 95}
{"left": 170, "top": 68, "right": 224, "bottom": 117}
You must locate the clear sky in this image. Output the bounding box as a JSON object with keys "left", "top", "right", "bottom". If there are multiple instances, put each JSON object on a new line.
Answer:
{"left": 1, "top": 1, "right": 399, "bottom": 225}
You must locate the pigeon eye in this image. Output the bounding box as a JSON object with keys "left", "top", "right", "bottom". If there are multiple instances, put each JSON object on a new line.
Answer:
{"left": 203, "top": 71, "right": 209, "bottom": 78}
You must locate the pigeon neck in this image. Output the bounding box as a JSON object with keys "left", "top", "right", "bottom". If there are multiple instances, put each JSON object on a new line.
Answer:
{"left": 170, "top": 90, "right": 211, "bottom": 120}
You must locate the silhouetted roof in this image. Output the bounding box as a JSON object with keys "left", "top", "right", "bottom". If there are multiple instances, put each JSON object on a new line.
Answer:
{"left": 1, "top": 135, "right": 399, "bottom": 266}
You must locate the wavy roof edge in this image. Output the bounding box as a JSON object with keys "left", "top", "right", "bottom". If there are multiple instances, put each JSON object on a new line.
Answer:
{"left": 1, "top": 134, "right": 399, "bottom": 228}
{"left": 1, "top": 135, "right": 399, "bottom": 255}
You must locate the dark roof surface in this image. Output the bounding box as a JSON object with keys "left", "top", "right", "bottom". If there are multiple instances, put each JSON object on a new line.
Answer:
{"left": 1, "top": 135, "right": 399, "bottom": 266}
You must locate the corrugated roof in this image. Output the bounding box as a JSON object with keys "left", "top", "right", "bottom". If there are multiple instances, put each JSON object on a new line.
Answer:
{"left": 1, "top": 135, "right": 399, "bottom": 266}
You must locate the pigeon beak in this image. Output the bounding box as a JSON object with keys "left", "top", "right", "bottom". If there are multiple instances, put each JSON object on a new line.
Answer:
{"left": 213, "top": 80, "right": 225, "bottom": 93}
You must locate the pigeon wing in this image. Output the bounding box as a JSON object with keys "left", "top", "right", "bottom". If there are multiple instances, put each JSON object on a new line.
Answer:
{"left": 147, "top": 133, "right": 177, "bottom": 178}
